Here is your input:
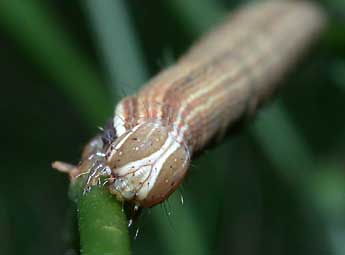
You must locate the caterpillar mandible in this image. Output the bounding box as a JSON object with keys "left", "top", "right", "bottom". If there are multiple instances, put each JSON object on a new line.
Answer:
{"left": 53, "top": 1, "right": 325, "bottom": 208}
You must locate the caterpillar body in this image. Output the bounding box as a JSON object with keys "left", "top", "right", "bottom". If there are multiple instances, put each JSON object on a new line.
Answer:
{"left": 53, "top": 1, "right": 325, "bottom": 208}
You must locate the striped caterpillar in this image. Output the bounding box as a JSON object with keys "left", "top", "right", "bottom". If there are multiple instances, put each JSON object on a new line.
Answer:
{"left": 53, "top": 1, "right": 325, "bottom": 208}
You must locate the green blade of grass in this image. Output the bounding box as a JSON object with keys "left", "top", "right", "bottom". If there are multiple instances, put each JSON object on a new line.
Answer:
{"left": 0, "top": 0, "right": 111, "bottom": 126}
{"left": 151, "top": 197, "right": 207, "bottom": 255}
{"left": 83, "top": 0, "right": 148, "bottom": 95}
{"left": 250, "top": 101, "right": 315, "bottom": 186}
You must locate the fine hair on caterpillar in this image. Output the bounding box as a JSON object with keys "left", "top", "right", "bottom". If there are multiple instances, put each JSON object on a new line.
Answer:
{"left": 53, "top": 1, "right": 326, "bottom": 212}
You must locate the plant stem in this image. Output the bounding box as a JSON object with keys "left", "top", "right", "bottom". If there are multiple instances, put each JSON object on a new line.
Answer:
{"left": 79, "top": 188, "right": 130, "bottom": 255}
{"left": 69, "top": 177, "right": 131, "bottom": 255}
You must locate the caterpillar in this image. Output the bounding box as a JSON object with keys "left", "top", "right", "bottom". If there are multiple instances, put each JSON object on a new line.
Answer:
{"left": 53, "top": 1, "right": 325, "bottom": 208}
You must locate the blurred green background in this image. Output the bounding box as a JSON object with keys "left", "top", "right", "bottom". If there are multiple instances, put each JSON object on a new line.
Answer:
{"left": 0, "top": 0, "right": 344, "bottom": 254}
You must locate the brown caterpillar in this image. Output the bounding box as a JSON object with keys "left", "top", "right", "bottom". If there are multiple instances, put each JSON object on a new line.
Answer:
{"left": 53, "top": 1, "right": 325, "bottom": 208}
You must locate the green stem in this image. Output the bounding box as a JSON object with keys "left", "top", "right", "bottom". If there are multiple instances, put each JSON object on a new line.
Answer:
{"left": 70, "top": 177, "right": 131, "bottom": 255}
{"left": 79, "top": 188, "right": 130, "bottom": 255}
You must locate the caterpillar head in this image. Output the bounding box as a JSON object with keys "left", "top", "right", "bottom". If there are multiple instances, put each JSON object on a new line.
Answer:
{"left": 106, "top": 122, "right": 190, "bottom": 207}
